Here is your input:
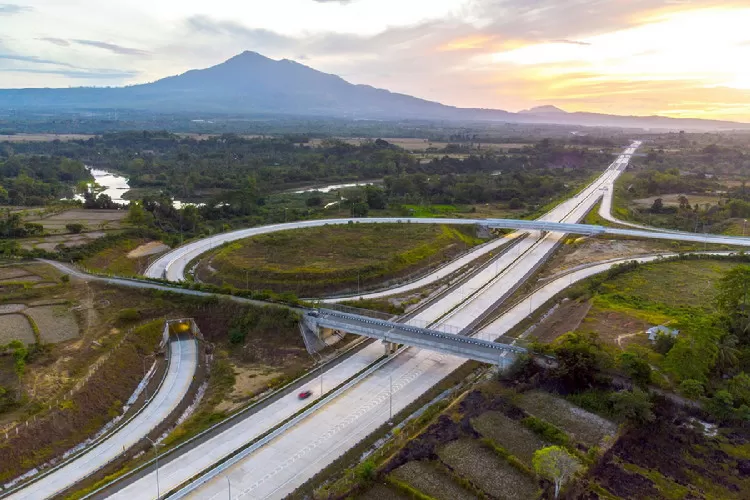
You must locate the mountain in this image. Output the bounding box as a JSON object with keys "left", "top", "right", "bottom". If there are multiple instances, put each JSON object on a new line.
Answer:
{"left": 0, "top": 51, "right": 747, "bottom": 131}
{"left": 519, "top": 105, "right": 567, "bottom": 115}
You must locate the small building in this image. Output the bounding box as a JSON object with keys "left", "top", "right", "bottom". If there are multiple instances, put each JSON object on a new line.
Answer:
{"left": 647, "top": 325, "right": 679, "bottom": 341}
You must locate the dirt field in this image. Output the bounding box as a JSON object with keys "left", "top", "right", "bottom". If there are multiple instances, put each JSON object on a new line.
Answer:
{"left": 26, "top": 305, "right": 80, "bottom": 343}
{"left": 0, "top": 314, "right": 35, "bottom": 344}
{"left": 438, "top": 439, "right": 539, "bottom": 499}
{"left": 126, "top": 241, "right": 169, "bottom": 258}
{"left": 528, "top": 299, "right": 592, "bottom": 344}
{"left": 578, "top": 306, "right": 653, "bottom": 349}
{"left": 390, "top": 461, "right": 476, "bottom": 500}
{"left": 0, "top": 134, "right": 94, "bottom": 142}
{"left": 29, "top": 209, "right": 126, "bottom": 232}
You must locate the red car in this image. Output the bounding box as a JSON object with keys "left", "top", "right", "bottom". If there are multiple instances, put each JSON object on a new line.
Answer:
{"left": 298, "top": 390, "right": 313, "bottom": 400}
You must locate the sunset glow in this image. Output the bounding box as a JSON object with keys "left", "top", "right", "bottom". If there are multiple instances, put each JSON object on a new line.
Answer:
{"left": 2, "top": 1, "right": 750, "bottom": 121}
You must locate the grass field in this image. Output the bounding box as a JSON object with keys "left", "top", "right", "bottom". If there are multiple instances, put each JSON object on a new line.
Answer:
{"left": 596, "top": 259, "right": 735, "bottom": 310}
{"left": 196, "top": 223, "right": 486, "bottom": 296}
{"left": 80, "top": 237, "right": 168, "bottom": 276}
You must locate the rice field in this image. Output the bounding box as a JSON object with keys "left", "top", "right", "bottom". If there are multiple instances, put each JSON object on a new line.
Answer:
{"left": 518, "top": 391, "right": 617, "bottom": 447}
{"left": 472, "top": 411, "right": 547, "bottom": 465}
{"left": 390, "top": 460, "right": 476, "bottom": 500}
{"left": 0, "top": 314, "right": 36, "bottom": 344}
{"left": 438, "top": 439, "right": 539, "bottom": 500}
{"left": 25, "top": 305, "right": 80, "bottom": 343}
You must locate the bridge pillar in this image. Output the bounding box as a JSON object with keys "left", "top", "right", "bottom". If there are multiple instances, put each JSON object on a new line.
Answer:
{"left": 383, "top": 341, "right": 399, "bottom": 355}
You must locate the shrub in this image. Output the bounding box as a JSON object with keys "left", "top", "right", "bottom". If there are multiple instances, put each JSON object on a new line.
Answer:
{"left": 678, "top": 379, "right": 705, "bottom": 399}
{"left": 522, "top": 416, "right": 569, "bottom": 446}
{"left": 117, "top": 308, "right": 141, "bottom": 322}
{"left": 609, "top": 389, "right": 654, "bottom": 425}
{"left": 65, "top": 223, "right": 85, "bottom": 234}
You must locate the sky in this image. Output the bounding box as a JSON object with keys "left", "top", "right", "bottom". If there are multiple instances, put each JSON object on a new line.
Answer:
{"left": 1, "top": 0, "right": 750, "bottom": 121}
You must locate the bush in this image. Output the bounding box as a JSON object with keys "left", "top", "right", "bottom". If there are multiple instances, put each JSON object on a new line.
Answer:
{"left": 609, "top": 389, "right": 654, "bottom": 426}
{"left": 117, "top": 308, "right": 141, "bottom": 322}
{"left": 65, "top": 223, "right": 85, "bottom": 234}
{"left": 678, "top": 379, "right": 705, "bottom": 399}
{"left": 522, "top": 416, "right": 569, "bottom": 446}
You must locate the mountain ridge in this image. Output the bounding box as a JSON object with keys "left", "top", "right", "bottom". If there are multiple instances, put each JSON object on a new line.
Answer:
{"left": 0, "top": 50, "right": 747, "bottom": 131}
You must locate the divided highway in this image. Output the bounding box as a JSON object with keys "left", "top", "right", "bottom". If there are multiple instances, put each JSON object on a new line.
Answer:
{"left": 112, "top": 142, "right": 648, "bottom": 499}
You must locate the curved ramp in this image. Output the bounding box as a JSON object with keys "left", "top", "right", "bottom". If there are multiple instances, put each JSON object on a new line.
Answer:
{"left": 5, "top": 337, "right": 198, "bottom": 500}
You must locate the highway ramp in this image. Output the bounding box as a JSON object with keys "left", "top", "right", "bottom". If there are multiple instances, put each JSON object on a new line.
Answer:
{"left": 5, "top": 337, "right": 198, "bottom": 500}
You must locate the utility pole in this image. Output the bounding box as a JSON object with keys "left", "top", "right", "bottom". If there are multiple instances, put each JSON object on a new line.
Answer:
{"left": 226, "top": 475, "right": 232, "bottom": 499}
{"left": 389, "top": 373, "right": 393, "bottom": 422}
{"left": 146, "top": 437, "right": 164, "bottom": 499}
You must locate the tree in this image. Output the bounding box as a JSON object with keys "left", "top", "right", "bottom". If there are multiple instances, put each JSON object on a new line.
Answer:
{"left": 532, "top": 446, "right": 582, "bottom": 499}
{"left": 651, "top": 197, "right": 664, "bottom": 213}
{"left": 717, "top": 266, "right": 750, "bottom": 312}
{"left": 350, "top": 201, "right": 369, "bottom": 218}
{"left": 619, "top": 351, "right": 652, "bottom": 388}
{"left": 126, "top": 200, "right": 152, "bottom": 226}
{"left": 509, "top": 197, "right": 524, "bottom": 209}
{"left": 716, "top": 334, "right": 740, "bottom": 376}
{"left": 652, "top": 332, "right": 677, "bottom": 355}
{"left": 678, "top": 195, "right": 691, "bottom": 210}
{"left": 679, "top": 379, "right": 705, "bottom": 399}
{"left": 610, "top": 388, "right": 654, "bottom": 425}
{"left": 552, "top": 332, "right": 611, "bottom": 390}
{"left": 306, "top": 195, "right": 323, "bottom": 207}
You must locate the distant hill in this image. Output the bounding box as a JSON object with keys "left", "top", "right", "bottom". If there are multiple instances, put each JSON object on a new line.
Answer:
{"left": 0, "top": 51, "right": 747, "bottom": 131}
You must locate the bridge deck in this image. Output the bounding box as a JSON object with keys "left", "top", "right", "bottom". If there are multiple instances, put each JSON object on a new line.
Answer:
{"left": 311, "top": 309, "right": 525, "bottom": 366}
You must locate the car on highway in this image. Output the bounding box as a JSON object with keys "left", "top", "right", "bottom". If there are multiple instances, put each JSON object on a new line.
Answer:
{"left": 298, "top": 390, "right": 313, "bottom": 400}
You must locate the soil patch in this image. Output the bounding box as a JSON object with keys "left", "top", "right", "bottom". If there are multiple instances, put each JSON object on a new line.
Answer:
{"left": 0, "top": 268, "right": 32, "bottom": 281}
{"left": 578, "top": 306, "right": 652, "bottom": 349}
{"left": 26, "top": 305, "right": 80, "bottom": 343}
{"left": 529, "top": 299, "right": 592, "bottom": 344}
{"left": 0, "top": 314, "right": 35, "bottom": 344}
{"left": 126, "top": 241, "right": 169, "bottom": 259}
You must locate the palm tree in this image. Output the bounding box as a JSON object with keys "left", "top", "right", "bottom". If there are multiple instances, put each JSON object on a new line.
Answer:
{"left": 716, "top": 334, "right": 740, "bottom": 376}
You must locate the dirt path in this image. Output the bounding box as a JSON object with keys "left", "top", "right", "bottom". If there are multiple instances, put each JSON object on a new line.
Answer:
{"left": 616, "top": 332, "right": 639, "bottom": 348}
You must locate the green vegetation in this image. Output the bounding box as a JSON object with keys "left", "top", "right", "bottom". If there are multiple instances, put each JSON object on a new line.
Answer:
{"left": 612, "top": 139, "right": 750, "bottom": 233}
{"left": 532, "top": 446, "right": 582, "bottom": 499}
{"left": 198, "top": 223, "right": 485, "bottom": 295}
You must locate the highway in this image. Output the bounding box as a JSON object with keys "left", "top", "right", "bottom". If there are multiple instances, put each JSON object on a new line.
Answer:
{"left": 109, "top": 143, "right": 645, "bottom": 499}
{"left": 5, "top": 337, "right": 197, "bottom": 500}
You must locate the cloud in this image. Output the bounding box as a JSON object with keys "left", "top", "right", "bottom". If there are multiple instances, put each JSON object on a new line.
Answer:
{"left": 0, "top": 53, "right": 77, "bottom": 68}
{"left": 71, "top": 39, "right": 150, "bottom": 56}
{"left": 552, "top": 39, "right": 592, "bottom": 46}
{"left": 312, "top": 0, "right": 354, "bottom": 3}
{"left": 0, "top": 3, "right": 31, "bottom": 15}
{"left": 37, "top": 37, "right": 70, "bottom": 47}
{"left": 0, "top": 67, "right": 139, "bottom": 79}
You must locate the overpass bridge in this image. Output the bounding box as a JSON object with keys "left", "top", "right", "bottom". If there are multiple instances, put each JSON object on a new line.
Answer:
{"left": 300, "top": 308, "right": 526, "bottom": 366}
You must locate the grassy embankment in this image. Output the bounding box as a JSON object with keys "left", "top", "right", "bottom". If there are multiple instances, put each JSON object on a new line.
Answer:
{"left": 0, "top": 261, "right": 307, "bottom": 486}
{"left": 195, "top": 223, "right": 487, "bottom": 296}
